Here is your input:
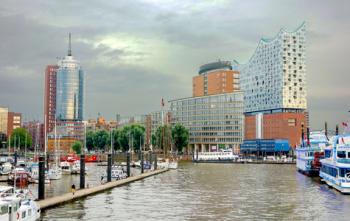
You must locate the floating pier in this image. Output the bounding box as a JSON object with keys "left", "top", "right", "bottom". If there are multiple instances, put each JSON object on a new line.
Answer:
{"left": 36, "top": 169, "right": 168, "bottom": 210}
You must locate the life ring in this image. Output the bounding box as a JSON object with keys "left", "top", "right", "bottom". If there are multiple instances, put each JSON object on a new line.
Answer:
{"left": 346, "top": 173, "right": 350, "bottom": 179}
{"left": 17, "top": 212, "right": 20, "bottom": 220}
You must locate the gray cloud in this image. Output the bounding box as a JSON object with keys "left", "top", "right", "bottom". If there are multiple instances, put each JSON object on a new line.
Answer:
{"left": 0, "top": 0, "right": 349, "bottom": 129}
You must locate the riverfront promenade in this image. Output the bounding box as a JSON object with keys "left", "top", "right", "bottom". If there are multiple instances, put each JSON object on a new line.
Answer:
{"left": 37, "top": 168, "right": 168, "bottom": 210}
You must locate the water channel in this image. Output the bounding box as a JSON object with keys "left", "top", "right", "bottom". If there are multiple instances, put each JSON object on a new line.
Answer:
{"left": 40, "top": 163, "right": 350, "bottom": 220}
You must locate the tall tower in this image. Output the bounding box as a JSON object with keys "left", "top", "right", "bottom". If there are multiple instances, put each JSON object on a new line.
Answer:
{"left": 56, "top": 33, "right": 84, "bottom": 121}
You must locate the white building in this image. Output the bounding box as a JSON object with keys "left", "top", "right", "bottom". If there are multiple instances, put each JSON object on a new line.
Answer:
{"left": 238, "top": 23, "right": 307, "bottom": 114}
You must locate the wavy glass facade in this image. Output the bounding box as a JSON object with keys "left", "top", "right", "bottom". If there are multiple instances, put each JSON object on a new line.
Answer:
{"left": 239, "top": 23, "right": 307, "bottom": 113}
{"left": 170, "top": 92, "right": 244, "bottom": 151}
{"left": 56, "top": 55, "right": 84, "bottom": 121}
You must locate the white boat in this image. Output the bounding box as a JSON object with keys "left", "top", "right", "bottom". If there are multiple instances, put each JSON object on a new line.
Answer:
{"left": 168, "top": 161, "right": 178, "bottom": 169}
{"left": 193, "top": 151, "right": 239, "bottom": 162}
{"left": 102, "top": 165, "right": 127, "bottom": 181}
{"left": 60, "top": 161, "right": 71, "bottom": 175}
{"left": 48, "top": 165, "right": 62, "bottom": 180}
{"left": 320, "top": 135, "right": 350, "bottom": 194}
{"left": 0, "top": 162, "right": 13, "bottom": 175}
{"left": 0, "top": 186, "right": 41, "bottom": 221}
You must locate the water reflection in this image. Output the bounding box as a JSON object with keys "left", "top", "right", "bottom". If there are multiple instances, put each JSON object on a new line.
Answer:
{"left": 42, "top": 163, "right": 350, "bottom": 221}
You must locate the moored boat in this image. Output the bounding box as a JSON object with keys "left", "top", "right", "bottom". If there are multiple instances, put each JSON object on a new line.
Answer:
{"left": 320, "top": 135, "right": 350, "bottom": 194}
{"left": 193, "top": 150, "right": 239, "bottom": 163}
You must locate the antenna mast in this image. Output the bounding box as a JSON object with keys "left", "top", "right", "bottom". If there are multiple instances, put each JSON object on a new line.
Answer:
{"left": 68, "top": 33, "right": 72, "bottom": 56}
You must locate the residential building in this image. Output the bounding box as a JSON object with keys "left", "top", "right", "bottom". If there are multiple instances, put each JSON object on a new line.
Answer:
{"left": 44, "top": 64, "right": 58, "bottom": 134}
{"left": 238, "top": 23, "right": 307, "bottom": 147}
{"left": 193, "top": 60, "right": 239, "bottom": 97}
{"left": 7, "top": 112, "right": 22, "bottom": 137}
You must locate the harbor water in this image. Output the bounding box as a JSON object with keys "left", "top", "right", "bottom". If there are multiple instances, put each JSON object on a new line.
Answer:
{"left": 41, "top": 163, "right": 350, "bottom": 220}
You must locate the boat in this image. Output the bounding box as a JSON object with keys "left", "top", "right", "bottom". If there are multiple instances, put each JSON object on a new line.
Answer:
{"left": 296, "top": 131, "right": 328, "bottom": 176}
{"left": 60, "top": 161, "right": 72, "bottom": 175}
{"left": 0, "top": 162, "right": 13, "bottom": 175}
{"left": 28, "top": 163, "right": 51, "bottom": 184}
{"left": 71, "top": 160, "right": 87, "bottom": 174}
{"left": 168, "top": 160, "right": 178, "bottom": 169}
{"left": 0, "top": 186, "right": 40, "bottom": 221}
{"left": 102, "top": 165, "right": 127, "bottom": 181}
{"left": 8, "top": 168, "right": 34, "bottom": 186}
{"left": 320, "top": 135, "right": 350, "bottom": 193}
{"left": 193, "top": 150, "right": 239, "bottom": 163}
{"left": 48, "top": 165, "right": 62, "bottom": 180}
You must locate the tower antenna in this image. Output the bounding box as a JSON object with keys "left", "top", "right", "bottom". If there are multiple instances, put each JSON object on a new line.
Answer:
{"left": 68, "top": 33, "right": 72, "bottom": 56}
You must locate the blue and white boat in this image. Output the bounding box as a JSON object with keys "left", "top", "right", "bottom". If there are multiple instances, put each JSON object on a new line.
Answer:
{"left": 296, "top": 131, "right": 328, "bottom": 176}
{"left": 320, "top": 135, "right": 350, "bottom": 194}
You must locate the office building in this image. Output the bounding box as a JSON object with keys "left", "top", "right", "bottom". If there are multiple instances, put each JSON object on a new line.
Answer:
{"left": 0, "top": 107, "right": 8, "bottom": 136}
{"left": 7, "top": 112, "right": 21, "bottom": 137}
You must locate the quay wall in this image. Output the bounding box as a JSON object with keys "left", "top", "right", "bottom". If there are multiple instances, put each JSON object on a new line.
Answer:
{"left": 36, "top": 169, "right": 168, "bottom": 210}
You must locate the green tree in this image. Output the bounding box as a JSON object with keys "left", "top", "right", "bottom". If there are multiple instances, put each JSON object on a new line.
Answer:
{"left": 10, "top": 128, "right": 32, "bottom": 151}
{"left": 151, "top": 134, "right": 157, "bottom": 149}
{"left": 86, "top": 130, "right": 95, "bottom": 151}
{"left": 72, "top": 141, "right": 82, "bottom": 155}
{"left": 155, "top": 125, "right": 172, "bottom": 154}
{"left": 171, "top": 124, "right": 189, "bottom": 153}
{"left": 112, "top": 129, "right": 122, "bottom": 151}
{"left": 93, "top": 130, "right": 110, "bottom": 151}
{"left": 116, "top": 124, "right": 145, "bottom": 152}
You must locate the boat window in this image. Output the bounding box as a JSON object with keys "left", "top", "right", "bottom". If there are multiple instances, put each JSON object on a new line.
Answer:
{"left": 22, "top": 211, "right": 26, "bottom": 218}
{"left": 337, "top": 151, "right": 346, "bottom": 158}
{"left": 0, "top": 206, "right": 8, "bottom": 215}
{"left": 340, "top": 168, "right": 350, "bottom": 177}
{"left": 348, "top": 152, "right": 350, "bottom": 158}
{"left": 309, "top": 152, "right": 314, "bottom": 157}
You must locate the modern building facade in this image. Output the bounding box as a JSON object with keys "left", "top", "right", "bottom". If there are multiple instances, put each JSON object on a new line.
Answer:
{"left": 44, "top": 64, "right": 58, "bottom": 134}
{"left": 170, "top": 92, "right": 244, "bottom": 153}
{"left": 193, "top": 61, "right": 239, "bottom": 97}
{"left": 7, "top": 112, "right": 21, "bottom": 137}
{"left": 238, "top": 23, "right": 307, "bottom": 148}
{"left": 56, "top": 34, "right": 84, "bottom": 121}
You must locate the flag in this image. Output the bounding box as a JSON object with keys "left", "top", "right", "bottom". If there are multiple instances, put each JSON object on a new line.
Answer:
{"left": 342, "top": 122, "right": 348, "bottom": 127}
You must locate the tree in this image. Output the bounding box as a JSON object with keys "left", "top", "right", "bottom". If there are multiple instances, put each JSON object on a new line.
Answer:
{"left": 112, "top": 129, "right": 122, "bottom": 151}
{"left": 72, "top": 141, "right": 82, "bottom": 155}
{"left": 155, "top": 125, "right": 172, "bottom": 154}
{"left": 116, "top": 124, "right": 146, "bottom": 152}
{"left": 151, "top": 134, "right": 156, "bottom": 149}
{"left": 93, "top": 130, "right": 110, "bottom": 151}
{"left": 86, "top": 130, "right": 95, "bottom": 151}
{"left": 10, "top": 128, "right": 32, "bottom": 151}
{"left": 171, "top": 124, "right": 189, "bottom": 153}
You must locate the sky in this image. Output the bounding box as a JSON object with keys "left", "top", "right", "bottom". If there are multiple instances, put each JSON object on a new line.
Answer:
{"left": 0, "top": 0, "right": 349, "bottom": 130}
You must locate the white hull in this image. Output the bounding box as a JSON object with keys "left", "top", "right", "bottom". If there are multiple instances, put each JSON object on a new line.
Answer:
{"left": 168, "top": 162, "right": 178, "bottom": 169}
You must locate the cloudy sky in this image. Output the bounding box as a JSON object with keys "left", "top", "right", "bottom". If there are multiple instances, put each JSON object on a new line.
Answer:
{"left": 0, "top": 0, "right": 349, "bottom": 130}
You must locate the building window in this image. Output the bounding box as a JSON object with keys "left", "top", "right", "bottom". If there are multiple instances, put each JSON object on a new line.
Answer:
{"left": 288, "top": 118, "right": 296, "bottom": 126}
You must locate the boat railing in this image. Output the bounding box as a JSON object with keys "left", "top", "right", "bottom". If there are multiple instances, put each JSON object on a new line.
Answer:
{"left": 337, "top": 159, "right": 350, "bottom": 164}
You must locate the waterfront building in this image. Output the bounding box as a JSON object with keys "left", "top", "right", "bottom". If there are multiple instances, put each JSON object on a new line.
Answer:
{"left": 240, "top": 139, "right": 290, "bottom": 155}
{"left": 193, "top": 60, "right": 239, "bottom": 97}
{"left": 56, "top": 34, "right": 84, "bottom": 121}
{"left": 7, "top": 112, "right": 21, "bottom": 137}
{"left": 44, "top": 64, "right": 59, "bottom": 134}
{"left": 23, "top": 121, "right": 44, "bottom": 151}
{"left": 170, "top": 92, "right": 244, "bottom": 153}
{"left": 0, "top": 107, "right": 8, "bottom": 136}
{"left": 238, "top": 23, "right": 307, "bottom": 147}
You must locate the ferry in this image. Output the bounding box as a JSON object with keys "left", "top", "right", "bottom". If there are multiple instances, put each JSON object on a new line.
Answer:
{"left": 296, "top": 131, "right": 328, "bottom": 176}
{"left": 193, "top": 150, "right": 239, "bottom": 163}
{"left": 320, "top": 135, "right": 350, "bottom": 194}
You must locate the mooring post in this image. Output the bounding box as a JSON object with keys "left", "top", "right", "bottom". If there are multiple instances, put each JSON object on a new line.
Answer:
{"left": 107, "top": 153, "right": 112, "bottom": 182}
{"left": 38, "top": 156, "right": 45, "bottom": 200}
{"left": 154, "top": 153, "right": 157, "bottom": 170}
{"left": 46, "top": 153, "right": 50, "bottom": 170}
{"left": 14, "top": 151, "right": 17, "bottom": 166}
{"left": 141, "top": 152, "right": 144, "bottom": 174}
{"left": 126, "top": 152, "right": 131, "bottom": 177}
{"left": 80, "top": 154, "right": 85, "bottom": 189}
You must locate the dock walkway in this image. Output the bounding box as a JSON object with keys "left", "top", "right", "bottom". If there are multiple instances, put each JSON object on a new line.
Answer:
{"left": 37, "top": 169, "right": 168, "bottom": 210}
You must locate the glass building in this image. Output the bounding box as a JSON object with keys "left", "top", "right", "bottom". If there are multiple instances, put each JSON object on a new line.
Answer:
{"left": 56, "top": 36, "right": 84, "bottom": 121}
{"left": 170, "top": 92, "right": 244, "bottom": 152}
